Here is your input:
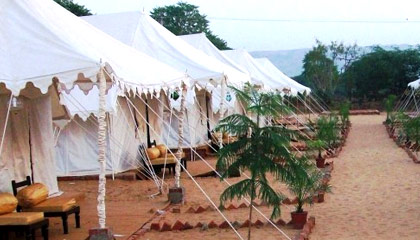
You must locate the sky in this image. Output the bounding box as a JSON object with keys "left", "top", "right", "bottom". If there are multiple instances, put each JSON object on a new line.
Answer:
{"left": 74, "top": 0, "right": 420, "bottom": 51}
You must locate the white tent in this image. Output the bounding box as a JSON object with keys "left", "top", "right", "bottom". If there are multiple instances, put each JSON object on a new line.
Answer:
{"left": 0, "top": 0, "right": 188, "bottom": 187}
{"left": 82, "top": 12, "right": 249, "bottom": 148}
{"left": 179, "top": 33, "right": 248, "bottom": 74}
{"left": 255, "top": 58, "right": 311, "bottom": 94}
{"left": 408, "top": 79, "right": 420, "bottom": 89}
{"left": 82, "top": 12, "right": 250, "bottom": 89}
{"left": 223, "top": 49, "right": 302, "bottom": 94}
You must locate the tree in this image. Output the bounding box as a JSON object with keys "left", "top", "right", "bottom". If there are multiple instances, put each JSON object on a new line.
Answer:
{"left": 329, "top": 41, "right": 360, "bottom": 73}
{"left": 215, "top": 83, "right": 308, "bottom": 240}
{"left": 302, "top": 40, "right": 339, "bottom": 99}
{"left": 343, "top": 47, "right": 420, "bottom": 101}
{"left": 151, "top": 2, "right": 231, "bottom": 50}
{"left": 54, "top": 0, "right": 92, "bottom": 16}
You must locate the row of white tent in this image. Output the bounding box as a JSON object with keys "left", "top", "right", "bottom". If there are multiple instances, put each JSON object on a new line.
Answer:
{"left": 0, "top": 0, "right": 311, "bottom": 194}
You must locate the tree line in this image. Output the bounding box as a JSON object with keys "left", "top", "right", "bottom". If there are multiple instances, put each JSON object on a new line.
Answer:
{"left": 296, "top": 40, "right": 420, "bottom": 106}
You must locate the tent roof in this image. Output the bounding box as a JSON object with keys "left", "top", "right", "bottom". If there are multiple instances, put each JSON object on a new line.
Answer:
{"left": 408, "top": 79, "right": 420, "bottom": 89}
{"left": 255, "top": 58, "right": 311, "bottom": 94}
{"left": 0, "top": 0, "right": 187, "bottom": 96}
{"left": 178, "top": 33, "right": 248, "bottom": 74}
{"left": 82, "top": 12, "right": 249, "bottom": 88}
{"left": 222, "top": 49, "right": 293, "bottom": 92}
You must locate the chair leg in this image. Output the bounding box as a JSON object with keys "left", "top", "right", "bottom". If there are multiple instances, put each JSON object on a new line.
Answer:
{"left": 42, "top": 225, "right": 49, "bottom": 240}
{"left": 75, "top": 210, "right": 81, "bottom": 228}
{"left": 62, "top": 215, "right": 69, "bottom": 234}
{"left": 25, "top": 229, "right": 32, "bottom": 240}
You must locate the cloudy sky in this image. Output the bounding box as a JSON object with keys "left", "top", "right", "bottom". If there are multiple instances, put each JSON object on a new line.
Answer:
{"left": 74, "top": 0, "right": 420, "bottom": 51}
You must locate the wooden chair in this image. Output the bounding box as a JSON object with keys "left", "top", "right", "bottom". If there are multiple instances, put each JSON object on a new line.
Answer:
{"left": 138, "top": 145, "right": 187, "bottom": 174}
{"left": 11, "top": 176, "right": 80, "bottom": 234}
{"left": 0, "top": 212, "right": 49, "bottom": 240}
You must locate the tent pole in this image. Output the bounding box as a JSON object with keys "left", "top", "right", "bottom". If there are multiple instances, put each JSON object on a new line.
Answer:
{"left": 218, "top": 76, "right": 226, "bottom": 149}
{"left": 205, "top": 93, "right": 211, "bottom": 141}
{"left": 168, "top": 80, "right": 187, "bottom": 204}
{"left": 145, "top": 98, "right": 153, "bottom": 148}
{"left": 97, "top": 66, "right": 107, "bottom": 229}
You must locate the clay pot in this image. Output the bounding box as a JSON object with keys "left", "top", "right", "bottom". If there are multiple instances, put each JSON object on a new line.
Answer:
{"left": 291, "top": 211, "right": 308, "bottom": 229}
{"left": 316, "top": 156, "right": 325, "bottom": 168}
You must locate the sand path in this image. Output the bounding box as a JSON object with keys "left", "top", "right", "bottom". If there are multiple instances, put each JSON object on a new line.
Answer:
{"left": 310, "top": 115, "right": 420, "bottom": 240}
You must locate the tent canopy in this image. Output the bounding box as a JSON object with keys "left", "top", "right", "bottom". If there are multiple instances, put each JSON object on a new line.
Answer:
{"left": 255, "top": 58, "right": 311, "bottom": 94}
{"left": 179, "top": 33, "right": 248, "bottom": 74}
{"left": 408, "top": 79, "right": 420, "bottom": 89}
{"left": 0, "top": 0, "right": 187, "bottom": 96}
{"left": 82, "top": 12, "right": 249, "bottom": 88}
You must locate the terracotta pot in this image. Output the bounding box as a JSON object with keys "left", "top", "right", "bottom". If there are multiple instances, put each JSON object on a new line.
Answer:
{"left": 291, "top": 211, "right": 308, "bottom": 229}
{"left": 316, "top": 156, "right": 325, "bottom": 168}
{"left": 317, "top": 192, "right": 325, "bottom": 203}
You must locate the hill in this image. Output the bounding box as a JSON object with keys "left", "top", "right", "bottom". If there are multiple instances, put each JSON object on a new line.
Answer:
{"left": 250, "top": 44, "right": 416, "bottom": 77}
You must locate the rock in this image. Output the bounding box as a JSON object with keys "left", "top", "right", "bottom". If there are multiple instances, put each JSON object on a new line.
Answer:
{"left": 238, "top": 202, "right": 248, "bottom": 208}
{"left": 186, "top": 207, "right": 195, "bottom": 213}
{"left": 226, "top": 204, "right": 237, "bottom": 210}
{"left": 276, "top": 219, "right": 286, "bottom": 226}
{"left": 148, "top": 208, "right": 156, "bottom": 214}
{"left": 195, "top": 222, "right": 203, "bottom": 228}
{"left": 160, "top": 222, "right": 172, "bottom": 232}
{"left": 241, "top": 220, "right": 251, "bottom": 228}
{"left": 171, "top": 220, "right": 184, "bottom": 231}
{"left": 183, "top": 222, "right": 193, "bottom": 230}
{"left": 282, "top": 198, "right": 292, "bottom": 204}
{"left": 219, "top": 221, "right": 230, "bottom": 229}
{"left": 150, "top": 222, "right": 160, "bottom": 231}
{"left": 208, "top": 221, "right": 218, "bottom": 228}
{"left": 195, "top": 206, "right": 206, "bottom": 213}
{"left": 253, "top": 220, "right": 264, "bottom": 228}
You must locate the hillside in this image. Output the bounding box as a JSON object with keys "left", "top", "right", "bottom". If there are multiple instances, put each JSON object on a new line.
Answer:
{"left": 250, "top": 44, "right": 415, "bottom": 77}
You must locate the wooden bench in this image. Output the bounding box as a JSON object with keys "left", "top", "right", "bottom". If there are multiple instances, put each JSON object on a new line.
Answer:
{"left": 0, "top": 212, "right": 49, "bottom": 240}
{"left": 12, "top": 176, "right": 81, "bottom": 234}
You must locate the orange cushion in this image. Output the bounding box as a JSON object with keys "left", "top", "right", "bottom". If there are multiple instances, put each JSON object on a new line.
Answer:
{"left": 0, "top": 193, "right": 18, "bottom": 215}
{"left": 146, "top": 147, "right": 160, "bottom": 160}
{"left": 156, "top": 144, "right": 167, "bottom": 156}
{"left": 0, "top": 212, "right": 44, "bottom": 225}
{"left": 23, "top": 197, "right": 77, "bottom": 212}
{"left": 16, "top": 183, "right": 49, "bottom": 208}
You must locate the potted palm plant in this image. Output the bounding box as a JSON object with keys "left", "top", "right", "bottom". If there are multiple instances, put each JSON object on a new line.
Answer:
{"left": 308, "top": 140, "right": 327, "bottom": 168}
{"left": 338, "top": 101, "right": 351, "bottom": 131}
{"left": 384, "top": 94, "right": 397, "bottom": 125}
{"left": 216, "top": 83, "right": 308, "bottom": 240}
{"left": 316, "top": 115, "right": 340, "bottom": 156}
{"left": 287, "top": 164, "right": 328, "bottom": 229}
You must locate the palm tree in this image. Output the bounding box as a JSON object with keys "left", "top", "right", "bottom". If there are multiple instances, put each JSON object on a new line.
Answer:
{"left": 215, "top": 83, "right": 308, "bottom": 240}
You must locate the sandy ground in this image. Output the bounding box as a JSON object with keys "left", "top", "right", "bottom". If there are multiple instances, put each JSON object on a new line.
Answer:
{"left": 45, "top": 159, "right": 300, "bottom": 240}
{"left": 310, "top": 114, "right": 420, "bottom": 240}
{"left": 37, "top": 114, "right": 420, "bottom": 240}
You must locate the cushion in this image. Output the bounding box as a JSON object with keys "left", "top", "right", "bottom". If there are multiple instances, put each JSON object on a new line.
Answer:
{"left": 16, "top": 183, "right": 49, "bottom": 208}
{"left": 146, "top": 147, "right": 160, "bottom": 160}
{"left": 150, "top": 157, "right": 177, "bottom": 165}
{"left": 23, "top": 196, "right": 77, "bottom": 213}
{"left": 150, "top": 152, "right": 185, "bottom": 165}
{"left": 156, "top": 144, "right": 167, "bottom": 156}
{"left": 0, "top": 193, "right": 18, "bottom": 215}
{"left": 0, "top": 212, "right": 44, "bottom": 225}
